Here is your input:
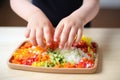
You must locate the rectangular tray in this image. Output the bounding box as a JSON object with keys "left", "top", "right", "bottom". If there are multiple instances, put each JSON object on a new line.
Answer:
{"left": 8, "top": 40, "right": 99, "bottom": 74}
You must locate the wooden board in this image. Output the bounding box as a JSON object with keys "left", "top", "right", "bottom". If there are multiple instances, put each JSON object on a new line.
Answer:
{"left": 8, "top": 40, "right": 99, "bottom": 74}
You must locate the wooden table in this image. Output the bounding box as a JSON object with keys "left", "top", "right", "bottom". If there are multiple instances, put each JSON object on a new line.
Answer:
{"left": 0, "top": 27, "right": 120, "bottom": 80}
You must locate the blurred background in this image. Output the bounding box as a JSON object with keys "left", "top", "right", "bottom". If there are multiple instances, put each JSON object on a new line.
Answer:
{"left": 0, "top": 0, "right": 120, "bottom": 28}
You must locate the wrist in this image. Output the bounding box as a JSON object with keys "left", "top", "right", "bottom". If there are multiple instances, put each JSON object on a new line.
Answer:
{"left": 70, "top": 12, "right": 86, "bottom": 26}
{"left": 27, "top": 9, "right": 47, "bottom": 22}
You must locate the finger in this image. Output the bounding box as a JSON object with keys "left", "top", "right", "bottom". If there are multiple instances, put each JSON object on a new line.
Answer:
{"left": 75, "top": 28, "right": 83, "bottom": 43}
{"left": 36, "top": 28, "right": 45, "bottom": 47}
{"left": 25, "top": 27, "right": 30, "bottom": 38}
{"left": 67, "top": 27, "right": 78, "bottom": 48}
{"left": 54, "top": 22, "right": 64, "bottom": 42}
{"left": 59, "top": 24, "right": 71, "bottom": 48}
{"left": 43, "top": 26, "right": 53, "bottom": 46}
{"left": 30, "top": 29, "right": 37, "bottom": 46}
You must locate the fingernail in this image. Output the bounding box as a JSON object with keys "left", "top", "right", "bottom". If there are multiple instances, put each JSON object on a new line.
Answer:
{"left": 54, "top": 38, "right": 57, "bottom": 42}
{"left": 59, "top": 45, "right": 63, "bottom": 49}
{"left": 64, "top": 44, "right": 69, "bottom": 50}
{"left": 47, "top": 42, "right": 51, "bottom": 46}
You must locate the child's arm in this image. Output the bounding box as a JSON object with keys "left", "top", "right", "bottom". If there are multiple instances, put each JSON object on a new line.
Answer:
{"left": 10, "top": 0, "right": 45, "bottom": 22}
{"left": 54, "top": 0, "right": 99, "bottom": 49}
{"left": 72, "top": 0, "right": 99, "bottom": 26}
{"left": 10, "top": 0, "right": 54, "bottom": 47}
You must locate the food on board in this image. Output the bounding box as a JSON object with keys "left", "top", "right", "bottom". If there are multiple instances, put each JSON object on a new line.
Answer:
{"left": 10, "top": 35, "right": 97, "bottom": 68}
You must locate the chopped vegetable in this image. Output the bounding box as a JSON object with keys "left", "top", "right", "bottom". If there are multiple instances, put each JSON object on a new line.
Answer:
{"left": 10, "top": 35, "right": 97, "bottom": 68}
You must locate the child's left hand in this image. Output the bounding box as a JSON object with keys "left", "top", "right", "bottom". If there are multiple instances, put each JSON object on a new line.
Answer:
{"left": 54, "top": 14, "right": 84, "bottom": 49}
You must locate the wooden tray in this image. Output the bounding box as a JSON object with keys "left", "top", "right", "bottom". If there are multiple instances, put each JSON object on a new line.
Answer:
{"left": 8, "top": 40, "right": 99, "bottom": 74}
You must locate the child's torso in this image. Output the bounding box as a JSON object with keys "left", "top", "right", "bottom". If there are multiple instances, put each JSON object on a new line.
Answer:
{"left": 32, "top": 0, "right": 83, "bottom": 27}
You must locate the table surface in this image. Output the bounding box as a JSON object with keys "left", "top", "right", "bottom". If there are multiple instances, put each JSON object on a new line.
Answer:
{"left": 0, "top": 27, "right": 120, "bottom": 80}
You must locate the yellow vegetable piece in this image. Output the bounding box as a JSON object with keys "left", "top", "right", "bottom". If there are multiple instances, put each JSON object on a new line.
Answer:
{"left": 81, "top": 35, "right": 92, "bottom": 45}
{"left": 32, "top": 62, "right": 37, "bottom": 66}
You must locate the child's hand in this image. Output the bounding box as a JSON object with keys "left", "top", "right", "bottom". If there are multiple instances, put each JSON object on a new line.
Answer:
{"left": 54, "top": 14, "right": 84, "bottom": 49}
{"left": 25, "top": 14, "right": 54, "bottom": 47}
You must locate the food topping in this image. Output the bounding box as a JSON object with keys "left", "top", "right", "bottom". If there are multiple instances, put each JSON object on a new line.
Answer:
{"left": 10, "top": 35, "right": 97, "bottom": 68}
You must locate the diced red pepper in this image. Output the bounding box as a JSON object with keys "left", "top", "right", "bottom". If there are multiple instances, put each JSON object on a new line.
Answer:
{"left": 77, "top": 62, "right": 86, "bottom": 68}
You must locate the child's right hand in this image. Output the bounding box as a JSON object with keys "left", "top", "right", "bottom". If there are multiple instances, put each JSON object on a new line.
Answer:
{"left": 25, "top": 14, "right": 54, "bottom": 47}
